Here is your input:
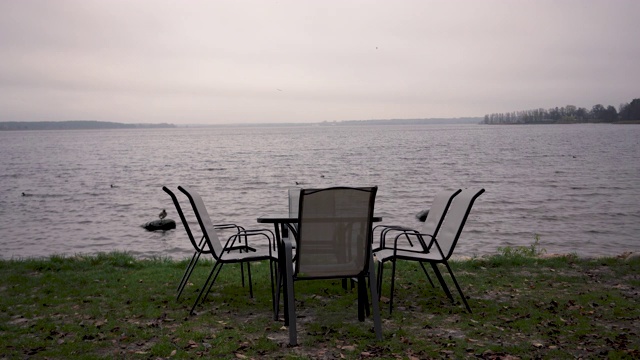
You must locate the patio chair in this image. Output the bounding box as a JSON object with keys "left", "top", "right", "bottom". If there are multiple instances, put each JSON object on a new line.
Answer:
{"left": 163, "top": 186, "right": 254, "bottom": 301}
{"left": 284, "top": 186, "right": 300, "bottom": 244}
{"left": 374, "top": 188, "right": 484, "bottom": 313}
{"left": 373, "top": 188, "right": 461, "bottom": 313}
{"left": 283, "top": 186, "right": 382, "bottom": 346}
{"left": 176, "top": 186, "right": 278, "bottom": 315}
{"left": 273, "top": 187, "right": 300, "bottom": 319}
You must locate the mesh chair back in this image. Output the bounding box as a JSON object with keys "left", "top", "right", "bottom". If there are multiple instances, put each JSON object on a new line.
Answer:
{"left": 421, "top": 189, "right": 462, "bottom": 242}
{"left": 435, "top": 188, "right": 485, "bottom": 259}
{"left": 296, "top": 186, "right": 377, "bottom": 278}
{"left": 287, "top": 187, "right": 301, "bottom": 237}
{"left": 178, "top": 186, "right": 224, "bottom": 258}
{"left": 163, "top": 186, "right": 210, "bottom": 253}
{"left": 288, "top": 187, "right": 300, "bottom": 219}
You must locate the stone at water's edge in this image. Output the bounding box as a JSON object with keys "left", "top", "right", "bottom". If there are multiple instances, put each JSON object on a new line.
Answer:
{"left": 143, "top": 219, "right": 176, "bottom": 231}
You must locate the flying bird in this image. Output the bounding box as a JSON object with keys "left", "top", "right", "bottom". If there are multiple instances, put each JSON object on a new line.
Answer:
{"left": 159, "top": 209, "right": 167, "bottom": 220}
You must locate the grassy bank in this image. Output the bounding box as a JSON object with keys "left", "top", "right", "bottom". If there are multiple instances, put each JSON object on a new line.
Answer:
{"left": 1, "top": 251, "right": 639, "bottom": 359}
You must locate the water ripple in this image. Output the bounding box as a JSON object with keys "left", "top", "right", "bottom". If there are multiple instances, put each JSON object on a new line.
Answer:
{"left": 1, "top": 124, "right": 639, "bottom": 259}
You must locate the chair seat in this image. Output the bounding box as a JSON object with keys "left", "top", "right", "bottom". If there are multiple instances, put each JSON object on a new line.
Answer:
{"left": 221, "top": 248, "right": 277, "bottom": 261}
{"left": 374, "top": 248, "right": 445, "bottom": 263}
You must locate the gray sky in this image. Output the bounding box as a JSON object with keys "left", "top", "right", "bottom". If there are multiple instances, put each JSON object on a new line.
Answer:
{"left": 1, "top": 0, "right": 638, "bottom": 124}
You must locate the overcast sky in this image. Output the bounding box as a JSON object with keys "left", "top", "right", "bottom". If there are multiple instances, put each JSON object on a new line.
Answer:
{"left": 1, "top": 0, "right": 638, "bottom": 124}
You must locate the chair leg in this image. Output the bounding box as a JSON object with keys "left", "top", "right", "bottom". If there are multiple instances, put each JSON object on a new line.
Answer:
{"left": 247, "top": 262, "right": 254, "bottom": 298}
{"left": 429, "top": 263, "right": 454, "bottom": 302}
{"left": 418, "top": 261, "right": 436, "bottom": 288}
{"left": 274, "top": 266, "right": 282, "bottom": 321}
{"left": 190, "top": 262, "right": 222, "bottom": 315}
{"left": 177, "top": 251, "right": 201, "bottom": 300}
{"left": 357, "top": 275, "right": 367, "bottom": 321}
{"left": 389, "top": 258, "right": 398, "bottom": 314}
{"left": 368, "top": 256, "right": 383, "bottom": 341}
{"left": 363, "top": 275, "right": 370, "bottom": 317}
{"left": 201, "top": 263, "right": 225, "bottom": 305}
{"left": 240, "top": 262, "right": 246, "bottom": 288}
{"left": 178, "top": 251, "right": 197, "bottom": 291}
{"left": 284, "top": 242, "right": 297, "bottom": 346}
{"left": 269, "top": 259, "right": 277, "bottom": 320}
{"left": 443, "top": 261, "right": 472, "bottom": 313}
{"left": 376, "top": 260, "right": 384, "bottom": 301}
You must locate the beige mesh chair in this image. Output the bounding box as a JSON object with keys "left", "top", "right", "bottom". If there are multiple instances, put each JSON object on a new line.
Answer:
{"left": 283, "top": 186, "right": 382, "bottom": 346}
{"left": 373, "top": 188, "right": 461, "bottom": 313}
{"left": 285, "top": 187, "right": 300, "bottom": 242}
{"left": 163, "top": 186, "right": 251, "bottom": 301}
{"left": 177, "top": 186, "right": 278, "bottom": 315}
{"left": 375, "top": 188, "right": 484, "bottom": 313}
{"left": 272, "top": 187, "right": 300, "bottom": 320}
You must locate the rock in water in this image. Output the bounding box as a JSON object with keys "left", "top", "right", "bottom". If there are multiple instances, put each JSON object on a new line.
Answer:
{"left": 143, "top": 219, "right": 176, "bottom": 231}
{"left": 415, "top": 209, "right": 429, "bottom": 222}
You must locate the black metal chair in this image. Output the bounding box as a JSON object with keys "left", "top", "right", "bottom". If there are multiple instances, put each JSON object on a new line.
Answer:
{"left": 163, "top": 186, "right": 255, "bottom": 301}
{"left": 283, "top": 186, "right": 382, "bottom": 345}
{"left": 374, "top": 188, "right": 484, "bottom": 313}
{"left": 373, "top": 188, "right": 461, "bottom": 313}
{"left": 169, "top": 186, "right": 278, "bottom": 315}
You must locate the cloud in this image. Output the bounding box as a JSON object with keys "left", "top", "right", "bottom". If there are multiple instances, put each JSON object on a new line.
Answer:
{"left": 1, "top": 0, "right": 639, "bottom": 123}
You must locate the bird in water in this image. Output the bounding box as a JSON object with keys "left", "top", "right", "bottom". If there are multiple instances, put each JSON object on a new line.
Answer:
{"left": 159, "top": 209, "right": 167, "bottom": 220}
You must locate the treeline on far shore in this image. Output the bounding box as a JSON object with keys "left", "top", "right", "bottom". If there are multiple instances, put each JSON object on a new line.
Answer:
{"left": 482, "top": 98, "right": 640, "bottom": 124}
{"left": 0, "top": 120, "right": 176, "bottom": 131}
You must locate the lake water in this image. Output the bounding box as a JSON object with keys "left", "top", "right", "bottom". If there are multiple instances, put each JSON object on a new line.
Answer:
{"left": 1, "top": 124, "right": 639, "bottom": 260}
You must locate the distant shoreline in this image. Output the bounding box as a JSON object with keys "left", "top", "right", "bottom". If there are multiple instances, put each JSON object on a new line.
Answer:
{"left": 483, "top": 120, "right": 640, "bottom": 125}
{"left": 0, "top": 120, "right": 176, "bottom": 131}
{"left": 2, "top": 118, "right": 637, "bottom": 131}
{"left": 0, "top": 118, "right": 482, "bottom": 131}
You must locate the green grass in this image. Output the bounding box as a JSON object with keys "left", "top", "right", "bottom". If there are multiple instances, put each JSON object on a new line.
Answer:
{"left": 1, "top": 251, "right": 639, "bottom": 359}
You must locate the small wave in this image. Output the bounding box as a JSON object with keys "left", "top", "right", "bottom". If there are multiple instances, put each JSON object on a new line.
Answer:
{"left": 586, "top": 229, "right": 607, "bottom": 234}
{"left": 20, "top": 192, "right": 67, "bottom": 198}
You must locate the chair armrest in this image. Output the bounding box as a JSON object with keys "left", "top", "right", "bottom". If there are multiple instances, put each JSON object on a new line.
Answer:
{"left": 392, "top": 231, "right": 434, "bottom": 254}
{"left": 213, "top": 223, "right": 245, "bottom": 232}
{"left": 223, "top": 228, "right": 275, "bottom": 254}
{"left": 374, "top": 224, "right": 421, "bottom": 250}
